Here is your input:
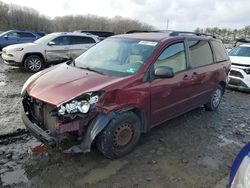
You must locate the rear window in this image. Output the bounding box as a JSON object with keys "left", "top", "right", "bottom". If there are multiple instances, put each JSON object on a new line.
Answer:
{"left": 70, "top": 36, "right": 96, "bottom": 44}
{"left": 188, "top": 40, "right": 213, "bottom": 68}
{"left": 211, "top": 40, "right": 229, "bottom": 62}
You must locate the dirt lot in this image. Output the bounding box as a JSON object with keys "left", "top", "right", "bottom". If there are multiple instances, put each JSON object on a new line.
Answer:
{"left": 0, "top": 59, "right": 249, "bottom": 188}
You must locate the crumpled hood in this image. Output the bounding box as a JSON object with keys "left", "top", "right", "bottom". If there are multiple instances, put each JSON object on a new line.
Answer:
{"left": 26, "top": 64, "right": 126, "bottom": 106}
{"left": 230, "top": 56, "right": 250, "bottom": 65}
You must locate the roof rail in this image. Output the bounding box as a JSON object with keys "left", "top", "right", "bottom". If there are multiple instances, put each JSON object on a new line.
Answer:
{"left": 125, "top": 30, "right": 216, "bottom": 38}
{"left": 168, "top": 30, "right": 216, "bottom": 38}
{"left": 126, "top": 30, "right": 160, "bottom": 34}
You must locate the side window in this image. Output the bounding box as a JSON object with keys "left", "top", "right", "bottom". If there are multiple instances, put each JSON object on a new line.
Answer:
{"left": 70, "top": 36, "right": 96, "bottom": 44}
{"left": 154, "top": 42, "right": 187, "bottom": 73}
{"left": 188, "top": 40, "right": 213, "bottom": 68}
{"left": 52, "top": 36, "right": 70, "bottom": 46}
{"left": 7, "top": 32, "right": 18, "bottom": 38}
{"left": 19, "top": 32, "right": 36, "bottom": 38}
{"left": 211, "top": 40, "right": 229, "bottom": 62}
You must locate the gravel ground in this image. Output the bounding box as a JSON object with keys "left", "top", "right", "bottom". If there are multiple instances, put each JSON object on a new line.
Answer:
{"left": 0, "top": 58, "right": 249, "bottom": 188}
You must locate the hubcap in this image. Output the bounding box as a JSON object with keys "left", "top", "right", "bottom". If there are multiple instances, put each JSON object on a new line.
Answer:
{"left": 212, "top": 89, "right": 222, "bottom": 107}
{"left": 113, "top": 123, "right": 134, "bottom": 148}
{"left": 27, "top": 58, "right": 42, "bottom": 71}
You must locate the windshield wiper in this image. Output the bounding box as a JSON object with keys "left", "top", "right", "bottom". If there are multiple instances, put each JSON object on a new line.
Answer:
{"left": 80, "top": 66, "right": 104, "bottom": 75}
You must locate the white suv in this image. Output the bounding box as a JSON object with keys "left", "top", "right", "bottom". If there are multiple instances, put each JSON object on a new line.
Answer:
{"left": 1, "top": 32, "right": 99, "bottom": 72}
{"left": 228, "top": 43, "right": 250, "bottom": 91}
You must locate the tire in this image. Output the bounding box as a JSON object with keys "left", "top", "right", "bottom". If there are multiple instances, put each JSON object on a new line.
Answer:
{"left": 97, "top": 112, "right": 141, "bottom": 159}
{"left": 205, "top": 85, "right": 224, "bottom": 111}
{"left": 24, "top": 55, "right": 44, "bottom": 72}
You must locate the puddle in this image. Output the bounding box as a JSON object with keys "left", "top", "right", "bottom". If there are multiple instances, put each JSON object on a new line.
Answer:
{"left": 75, "top": 160, "right": 128, "bottom": 185}
{"left": 1, "top": 168, "right": 28, "bottom": 186}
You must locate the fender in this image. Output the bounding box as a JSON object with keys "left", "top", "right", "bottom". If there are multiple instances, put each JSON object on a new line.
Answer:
{"left": 63, "top": 111, "right": 115, "bottom": 153}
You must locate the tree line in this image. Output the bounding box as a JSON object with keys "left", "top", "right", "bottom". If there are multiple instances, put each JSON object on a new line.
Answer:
{"left": 194, "top": 26, "right": 250, "bottom": 43}
{"left": 0, "top": 1, "right": 153, "bottom": 34}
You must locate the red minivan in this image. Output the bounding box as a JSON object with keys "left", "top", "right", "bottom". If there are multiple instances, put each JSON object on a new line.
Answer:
{"left": 21, "top": 31, "right": 231, "bottom": 158}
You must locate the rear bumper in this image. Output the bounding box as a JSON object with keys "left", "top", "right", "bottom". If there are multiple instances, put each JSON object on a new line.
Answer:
{"left": 21, "top": 108, "right": 57, "bottom": 146}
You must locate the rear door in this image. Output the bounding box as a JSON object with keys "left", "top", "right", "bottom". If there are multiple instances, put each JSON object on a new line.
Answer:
{"left": 150, "top": 41, "right": 197, "bottom": 127}
{"left": 186, "top": 39, "right": 218, "bottom": 108}
{"left": 69, "top": 36, "right": 97, "bottom": 59}
{"left": 45, "top": 36, "right": 71, "bottom": 63}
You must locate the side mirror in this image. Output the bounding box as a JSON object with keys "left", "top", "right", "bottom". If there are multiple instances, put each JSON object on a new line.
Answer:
{"left": 154, "top": 66, "right": 174, "bottom": 78}
{"left": 48, "top": 41, "right": 55, "bottom": 46}
{"left": 3, "top": 35, "right": 8, "bottom": 39}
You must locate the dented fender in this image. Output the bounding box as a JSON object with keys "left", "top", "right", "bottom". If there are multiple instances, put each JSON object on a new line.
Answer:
{"left": 64, "top": 111, "right": 115, "bottom": 153}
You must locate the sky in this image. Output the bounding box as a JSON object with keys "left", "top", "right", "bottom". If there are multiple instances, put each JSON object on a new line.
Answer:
{"left": 1, "top": 0, "right": 250, "bottom": 30}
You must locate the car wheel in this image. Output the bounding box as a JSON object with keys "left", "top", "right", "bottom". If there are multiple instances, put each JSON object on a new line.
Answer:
{"left": 97, "top": 112, "right": 141, "bottom": 159}
{"left": 24, "top": 55, "right": 44, "bottom": 72}
{"left": 205, "top": 85, "right": 223, "bottom": 111}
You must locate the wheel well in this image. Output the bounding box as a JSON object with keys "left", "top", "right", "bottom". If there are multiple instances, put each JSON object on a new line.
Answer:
{"left": 219, "top": 81, "right": 226, "bottom": 93}
{"left": 127, "top": 108, "right": 148, "bottom": 133}
{"left": 22, "top": 53, "right": 45, "bottom": 65}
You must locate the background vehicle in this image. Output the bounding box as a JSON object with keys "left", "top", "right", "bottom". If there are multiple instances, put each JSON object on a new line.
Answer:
{"left": 2, "top": 32, "right": 99, "bottom": 72}
{"left": 74, "top": 30, "right": 114, "bottom": 40}
{"left": 21, "top": 31, "right": 231, "bottom": 158}
{"left": 228, "top": 44, "right": 250, "bottom": 91}
{"left": 0, "top": 30, "right": 41, "bottom": 51}
{"left": 234, "top": 38, "right": 250, "bottom": 47}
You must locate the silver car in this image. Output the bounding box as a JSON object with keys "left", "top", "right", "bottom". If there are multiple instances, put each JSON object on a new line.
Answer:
{"left": 2, "top": 32, "right": 99, "bottom": 72}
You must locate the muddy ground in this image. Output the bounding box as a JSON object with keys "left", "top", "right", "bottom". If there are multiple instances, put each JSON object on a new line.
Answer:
{"left": 0, "top": 58, "right": 249, "bottom": 188}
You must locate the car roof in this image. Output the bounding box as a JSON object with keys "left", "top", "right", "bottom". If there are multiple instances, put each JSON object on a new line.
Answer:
{"left": 112, "top": 32, "right": 216, "bottom": 42}
{"left": 49, "top": 32, "right": 98, "bottom": 38}
{"left": 112, "top": 32, "right": 171, "bottom": 41}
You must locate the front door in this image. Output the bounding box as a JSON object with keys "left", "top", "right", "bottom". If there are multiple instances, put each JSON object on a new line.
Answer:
{"left": 150, "top": 41, "right": 197, "bottom": 127}
{"left": 46, "top": 36, "right": 71, "bottom": 63}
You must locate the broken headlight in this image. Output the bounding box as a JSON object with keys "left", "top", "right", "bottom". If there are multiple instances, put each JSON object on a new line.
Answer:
{"left": 57, "top": 94, "right": 99, "bottom": 115}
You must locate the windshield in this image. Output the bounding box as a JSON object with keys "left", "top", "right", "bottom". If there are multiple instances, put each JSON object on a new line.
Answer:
{"left": 0, "top": 31, "right": 10, "bottom": 37}
{"left": 229, "top": 46, "right": 250, "bottom": 57}
{"left": 74, "top": 38, "right": 158, "bottom": 77}
{"left": 33, "top": 33, "right": 57, "bottom": 44}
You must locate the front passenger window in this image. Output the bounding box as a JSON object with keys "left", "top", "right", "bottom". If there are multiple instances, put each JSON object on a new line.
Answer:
{"left": 154, "top": 42, "right": 187, "bottom": 73}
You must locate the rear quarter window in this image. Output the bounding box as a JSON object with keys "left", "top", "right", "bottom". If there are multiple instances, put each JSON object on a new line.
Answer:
{"left": 211, "top": 40, "right": 229, "bottom": 62}
{"left": 188, "top": 40, "right": 213, "bottom": 68}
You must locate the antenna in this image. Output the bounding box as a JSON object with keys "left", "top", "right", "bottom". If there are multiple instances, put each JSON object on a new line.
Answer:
{"left": 166, "top": 18, "right": 169, "bottom": 30}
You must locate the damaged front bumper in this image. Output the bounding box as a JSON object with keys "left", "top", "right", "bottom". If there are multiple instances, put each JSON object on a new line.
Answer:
{"left": 21, "top": 108, "right": 58, "bottom": 146}
{"left": 21, "top": 105, "right": 115, "bottom": 153}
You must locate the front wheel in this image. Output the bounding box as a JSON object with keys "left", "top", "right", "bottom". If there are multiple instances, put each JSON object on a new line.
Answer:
{"left": 24, "top": 55, "right": 44, "bottom": 72}
{"left": 97, "top": 112, "right": 141, "bottom": 159}
{"left": 205, "top": 85, "right": 224, "bottom": 111}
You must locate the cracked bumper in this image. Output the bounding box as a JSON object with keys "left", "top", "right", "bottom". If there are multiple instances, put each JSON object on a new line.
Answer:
{"left": 21, "top": 108, "right": 57, "bottom": 146}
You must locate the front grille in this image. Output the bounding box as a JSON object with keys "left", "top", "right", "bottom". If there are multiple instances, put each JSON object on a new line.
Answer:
{"left": 229, "top": 70, "right": 244, "bottom": 78}
{"left": 31, "top": 98, "right": 57, "bottom": 135}
{"left": 232, "top": 63, "right": 250, "bottom": 68}
{"left": 229, "top": 78, "right": 249, "bottom": 88}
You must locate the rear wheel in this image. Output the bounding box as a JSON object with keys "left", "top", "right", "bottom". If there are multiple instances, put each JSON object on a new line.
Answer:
{"left": 205, "top": 85, "right": 223, "bottom": 111}
{"left": 24, "top": 55, "right": 44, "bottom": 72}
{"left": 97, "top": 112, "right": 141, "bottom": 159}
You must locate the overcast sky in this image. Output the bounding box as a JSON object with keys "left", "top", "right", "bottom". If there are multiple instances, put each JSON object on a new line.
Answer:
{"left": 2, "top": 0, "right": 250, "bottom": 30}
